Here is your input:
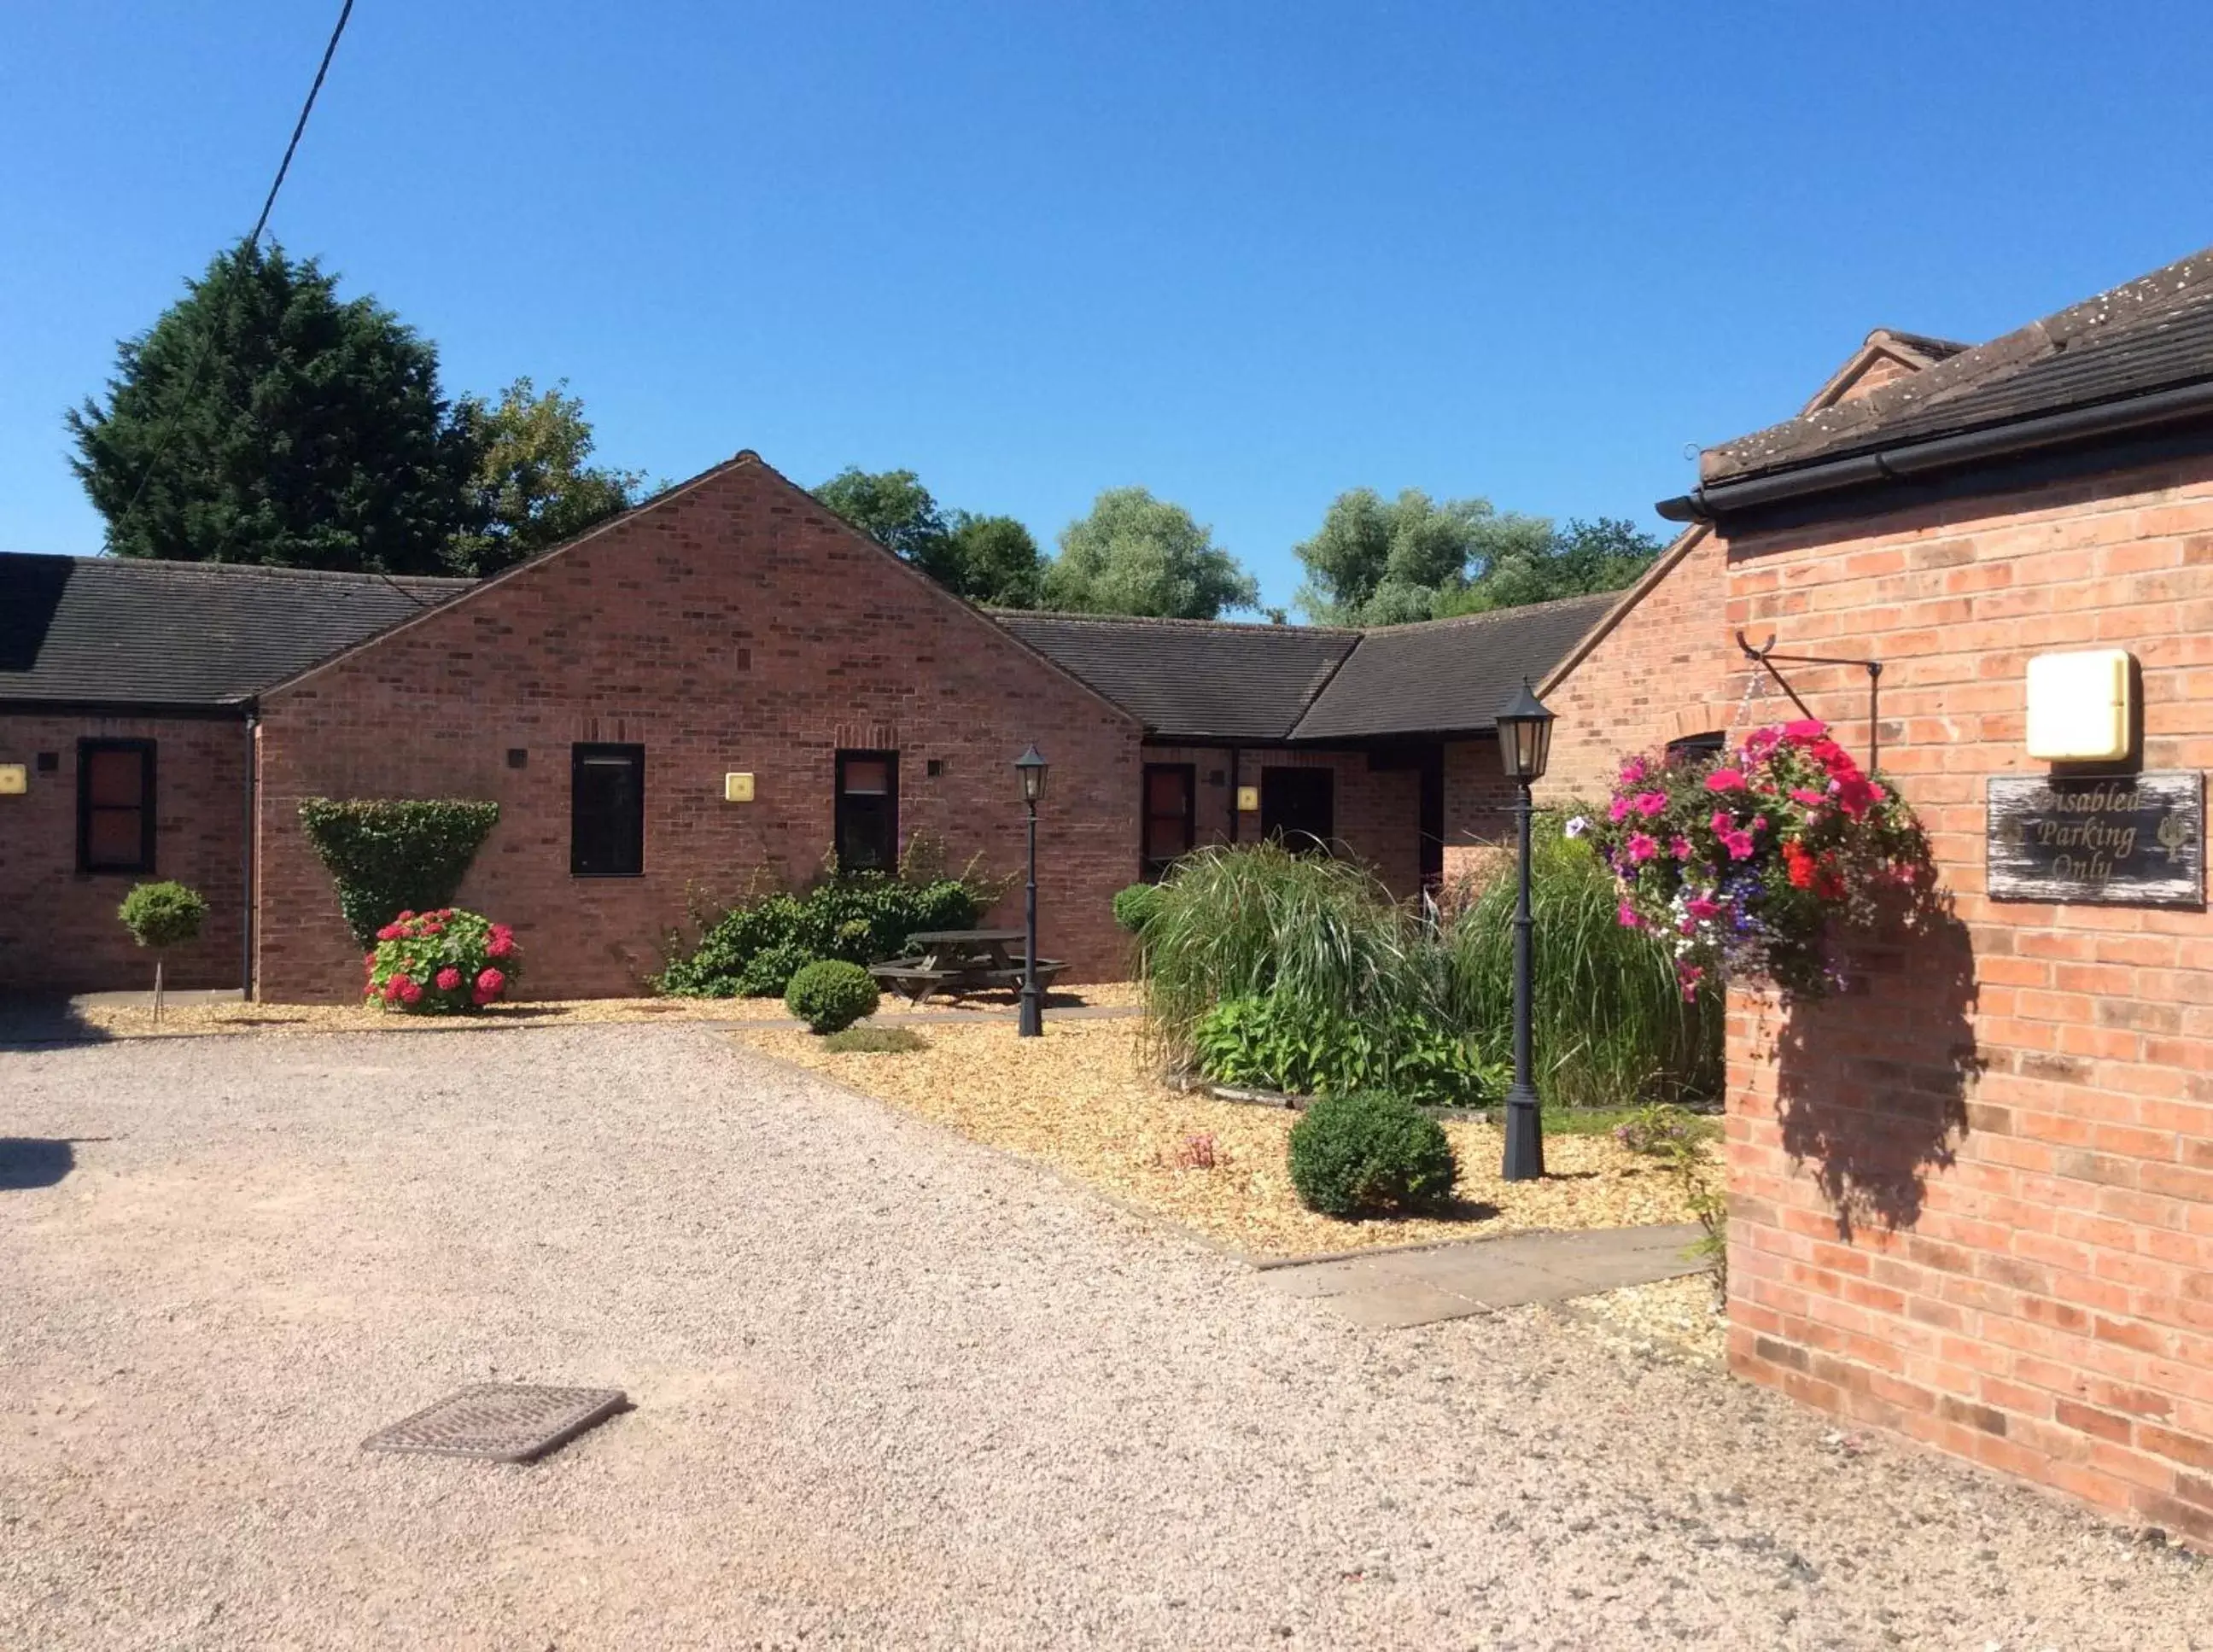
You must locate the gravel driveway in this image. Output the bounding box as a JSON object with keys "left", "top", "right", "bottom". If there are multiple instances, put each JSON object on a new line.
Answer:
{"left": 2, "top": 1024, "right": 2204, "bottom": 1649}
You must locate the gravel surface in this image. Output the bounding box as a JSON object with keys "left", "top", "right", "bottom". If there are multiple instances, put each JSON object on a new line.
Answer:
{"left": 2, "top": 1025, "right": 2204, "bottom": 1649}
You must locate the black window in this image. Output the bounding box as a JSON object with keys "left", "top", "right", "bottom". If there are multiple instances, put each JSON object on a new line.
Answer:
{"left": 835, "top": 750, "right": 899, "bottom": 872}
{"left": 1667, "top": 731, "right": 1727, "bottom": 765}
{"left": 1142, "top": 763, "right": 1196, "bottom": 879}
{"left": 1260, "top": 766, "right": 1334, "bottom": 852}
{"left": 571, "top": 744, "right": 645, "bottom": 876}
{"left": 78, "top": 738, "right": 155, "bottom": 873}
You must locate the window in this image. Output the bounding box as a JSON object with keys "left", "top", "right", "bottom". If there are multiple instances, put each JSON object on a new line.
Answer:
{"left": 1142, "top": 763, "right": 1196, "bottom": 879}
{"left": 835, "top": 750, "right": 898, "bottom": 872}
{"left": 1260, "top": 766, "right": 1334, "bottom": 852}
{"left": 78, "top": 739, "right": 155, "bottom": 873}
{"left": 1667, "top": 731, "right": 1727, "bottom": 765}
{"left": 571, "top": 744, "right": 645, "bottom": 876}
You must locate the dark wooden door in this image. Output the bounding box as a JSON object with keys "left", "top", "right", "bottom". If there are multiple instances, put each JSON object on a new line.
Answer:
{"left": 1260, "top": 767, "right": 1334, "bottom": 851}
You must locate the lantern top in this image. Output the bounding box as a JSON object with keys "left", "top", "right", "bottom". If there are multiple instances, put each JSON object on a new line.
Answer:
{"left": 1494, "top": 679, "right": 1555, "bottom": 782}
{"left": 1013, "top": 744, "right": 1048, "bottom": 802}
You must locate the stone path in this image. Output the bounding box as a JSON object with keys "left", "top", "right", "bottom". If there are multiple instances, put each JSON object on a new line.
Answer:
{"left": 1259, "top": 1223, "right": 1707, "bottom": 1326}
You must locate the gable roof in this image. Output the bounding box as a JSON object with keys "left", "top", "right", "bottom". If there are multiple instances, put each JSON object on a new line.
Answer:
{"left": 992, "top": 611, "right": 1359, "bottom": 741}
{"left": 998, "top": 595, "right": 1614, "bottom": 744}
{"left": 0, "top": 552, "right": 471, "bottom": 708}
{"left": 1673, "top": 242, "right": 2213, "bottom": 512}
{"left": 1288, "top": 592, "right": 1620, "bottom": 740}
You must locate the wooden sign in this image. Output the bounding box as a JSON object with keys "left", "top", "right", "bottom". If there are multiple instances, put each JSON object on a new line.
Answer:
{"left": 1987, "top": 772, "right": 2204, "bottom": 906}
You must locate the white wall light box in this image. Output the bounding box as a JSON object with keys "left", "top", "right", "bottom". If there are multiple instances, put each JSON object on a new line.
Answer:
{"left": 724, "top": 772, "right": 755, "bottom": 803}
{"left": 0, "top": 763, "right": 24, "bottom": 796}
{"left": 2024, "top": 649, "right": 2134, "bottom": 762}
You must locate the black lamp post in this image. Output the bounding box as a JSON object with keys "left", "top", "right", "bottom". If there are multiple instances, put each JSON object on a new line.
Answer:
{"left": 1494, "top": 677, "right": 1556, "bottom": 1182}
{"left": 1014, "top": 744, "right": 1049, "bottom": 1037}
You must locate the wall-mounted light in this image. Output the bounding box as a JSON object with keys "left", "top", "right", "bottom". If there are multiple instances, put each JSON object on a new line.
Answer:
{"left": 2026, "top": 649, "right": 2134, "bottom": 762}
{"left": 725, "top": 772, "right": 756, "bottom": 803}
{"left": 1236, "top": 785, "right": 1260, "bottom": 813}
{"left": 0, "top": 763, "right": 25, "bottom": 796}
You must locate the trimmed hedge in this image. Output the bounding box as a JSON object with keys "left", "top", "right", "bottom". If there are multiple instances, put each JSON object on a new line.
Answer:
{"left": 299, "top": 799, "right": 500, "bottom": 948}
{"left": 658, "top": 867, "right": 995, "bottom": 998}
{"left": 118, "top": 881, "right": 207, "bottom": 950}
{"left": 785, "top": 960, "right": 879, "bottom": 1034}
{"left": 1287, "top": 1090, "right": 1459, "bottom": 1218}
{"left": 1112, "top": 883, "right": 1165, "bottom": 935}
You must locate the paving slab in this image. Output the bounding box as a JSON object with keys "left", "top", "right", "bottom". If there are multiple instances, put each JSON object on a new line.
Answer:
{"left": 1259, "top": 1222, "right": 1705, "bottom": 1328}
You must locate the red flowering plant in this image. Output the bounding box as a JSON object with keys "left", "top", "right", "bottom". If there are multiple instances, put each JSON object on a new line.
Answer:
{"left": 362, "top": 908, "right": 521, "bottom": 1014}
{"left": 1581, "top": 720, "right": 1930, "bottom": 1002}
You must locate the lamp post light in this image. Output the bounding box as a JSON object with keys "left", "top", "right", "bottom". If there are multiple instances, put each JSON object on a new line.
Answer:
{"left": 1494, "top": 678, "right": 1556, "bottom": 1182}
{"left": 1014, "top": 744, "right": 1049, "bottom": 1037}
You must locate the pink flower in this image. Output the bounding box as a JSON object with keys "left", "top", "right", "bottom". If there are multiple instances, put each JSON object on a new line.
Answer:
{"left": 1833, "top": 775, "right": 1878, "bottom": 819}
{"left": 1709, "top": 810, "right": 1734, "bottom": 834}
{"left": 1751, "top": 814, "right": 1768, "bottom": 833}
{"left": 1703, "top": 768, "right": 1748, "bottom": 793}
{"left": 1675, "top": 960, "right": 1707, "bottom": 1001}
{"left": 1616, "top": 902, "right": 1644, "bottom": 931}
{"left": 1619, "top": 756, "right": 1649, "bottom": 786}
{"left": 1608, "top": 796, "right": 1631, "bottom": 824}
{"left": 486, "top": 933, "right": 514, "bottom": 960}
{"left": 1685, "top": 894, "right": 1723, "bottom": 920}
{"left": 1783, "top": 719, "right": 1828, "bottom": 741}
{"left": 376, "top": 924, "right": 401, "bottom": 942}
{"left": 399, "top": 980, "right": 423, "bottom": 1006}
{"left": 476, "top": 968, "right": 506, "bottom": 999}
{"left": 1670, "top": 836, "right": 1692, "bottom": 861}
{"left": 1789, "top": 787, "right": 1826, "bottom": 807}
{"left": 1627, "top": 832, "right": 1659, "bottom": 863}
{"left": 397, "top": 911, "right": 415, "bottom": 922}
{"left": 435, "top": 967, "right": 463, "bottom": 992}
{"left": 1633, "top": 790, "right": 1668, "bottom": 818}
{"left": 1744, "top": 727, "right": 1780, "bottom": 757}
{"left": 1722, "top": 830, "right": 1756, "bottom": 860}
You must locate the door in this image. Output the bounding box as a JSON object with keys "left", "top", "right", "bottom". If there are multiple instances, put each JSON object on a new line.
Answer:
{"left": 1260, "top": 767, "right": 1334, "bottom": 852}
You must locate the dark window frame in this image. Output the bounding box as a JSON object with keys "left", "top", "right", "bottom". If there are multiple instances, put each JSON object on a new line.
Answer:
{"left": 570, "top": 743, "right": 646, "bottom": 878}
{"left": 77, "top": 738, "right": 156, "bottom": 874}
{"left": 1141, "top": 762, "right": 1197, "bottom": 881}
{"left": 1666, "top": 731, "right": 1727, "bottom": 766}
{"left": 834, "top": 749, "right": 900, "bottom": 873}
{"left": 1260, "top": 764, "right": 1335, "bottom": 854}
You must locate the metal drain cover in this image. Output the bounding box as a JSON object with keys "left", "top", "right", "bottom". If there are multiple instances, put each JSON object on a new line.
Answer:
{"left": 362, "top": 1383, "right": 628, "bottom": 1462}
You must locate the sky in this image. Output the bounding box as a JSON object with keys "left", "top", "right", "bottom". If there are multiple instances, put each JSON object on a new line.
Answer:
{"left": 5, "top": 2, "right": 2213, "bottom": 613}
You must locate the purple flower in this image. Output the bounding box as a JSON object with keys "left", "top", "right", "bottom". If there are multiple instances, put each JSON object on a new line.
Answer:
{"left": 1564, "top": 815, "right": 1590, "bottom": 839}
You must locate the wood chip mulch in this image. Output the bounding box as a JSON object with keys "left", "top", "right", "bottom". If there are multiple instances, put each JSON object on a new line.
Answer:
{"left": 733, "top": 1018, "right": 1714, "bottom": 1262}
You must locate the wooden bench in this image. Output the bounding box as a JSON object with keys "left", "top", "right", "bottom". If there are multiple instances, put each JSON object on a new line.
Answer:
{"left": 868, "top": 956, "right": 1066, "bottom": 1006}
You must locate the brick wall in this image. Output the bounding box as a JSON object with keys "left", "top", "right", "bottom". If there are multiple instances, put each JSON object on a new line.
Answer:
{"left": 254, "top": 456, "right": 1144, "bottom": 1001}
{"left": 0, "top": 711, "right": 248, "bottom": 994}
{"left": 1442, "top": 736, "right": 1515, "bottom": 886}
{"left": 1698, "top": 453, "right": 2213, "bottom": 1544}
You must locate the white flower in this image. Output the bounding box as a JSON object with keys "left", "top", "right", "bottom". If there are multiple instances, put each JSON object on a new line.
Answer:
{"left": 1563, "top": 815, "right": 1590, "bottom": 839}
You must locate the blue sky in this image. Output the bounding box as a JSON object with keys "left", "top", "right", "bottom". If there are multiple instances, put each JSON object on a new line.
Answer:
{"left": 5, "top": 2, "right": 2211, "bottom": 611}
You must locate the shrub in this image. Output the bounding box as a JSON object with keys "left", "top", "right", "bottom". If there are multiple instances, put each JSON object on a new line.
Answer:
{"left": 365, "top": 908, "right": 519, "bottom": 1014}
{"left": 1442, "top": 822, "right": 1721, "bottom": 1110}
{"left": 1140, "top": 843, "right": 1434, "bottom": 1072}
{"left": 1192, "top": 994, "right": 1492, "bottom": 1109}
{"left": 1112, "top": 883, "right": 1165, "bottom": 935}
{"left": 822, "top": 1025, "right": 927, "bottom": 1054}
{"left": 785, "top": 960, "right": 879, "bottom": 1034}
{"left": 1612, "top": 1102, "right": 1728, "bottom": 1296}
{"left": 657, "top": 844, "right": 1008, "bottom": 998}
{"left": 300, "top": 799, "right": 500, "bottom": 949}
{"left": 118, "top": 881, "right": 207, "bottom": 951}
{"left": 1288, "top": 1090, "right": 1459, "bottom": 1218}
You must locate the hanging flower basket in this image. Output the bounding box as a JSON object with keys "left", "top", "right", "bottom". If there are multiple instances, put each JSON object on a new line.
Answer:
{"left": 1580, "top": 720, "right": 1931, "bottom": 1002}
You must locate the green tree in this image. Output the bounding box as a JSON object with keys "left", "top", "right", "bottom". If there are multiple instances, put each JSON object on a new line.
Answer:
{"left": 1436, "top": 517, "right": 1665, "bottom": 616}
{"left": 1293, "top": 487, "right": 1550, "bottom": 624}
{"left": 447, "top": 377, "right": 647, "bottom": 575}
{"left": 67, "top": 241, "right": 477, "bottom": 573}
{"left": 811, "top": 467, "right": 1046, "bottom": 608}
{"left": 1044, "top": 487, "right": 1259, "bottom": 619}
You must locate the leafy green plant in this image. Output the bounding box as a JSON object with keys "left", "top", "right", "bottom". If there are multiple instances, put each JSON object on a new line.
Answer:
{"left": 785, "top": 960, "right": 880, "bottom": 1034}
{"left": 658, "top": 840, "right": 1009, "bottom": 999}
{"left": 1287, "top": 1090, "right": 1459, "bottom": 1218}
{"left": 822, "top": 1026, "right": 927, "bottom": 1054}
{"left": 1112, "top": 882, "right": 1165, "bottom": 935}
{"left": 1614, "top": 1102, "right": 1728, "bottom": 1296}
{"left": 117, "top": 881, "right": 207, "bottom": 1023}
{"left": 364, "top": 908, "right": 519, "bottom": 1014}
{"left": 1192, "top": 994, "right": 1492, "bottom": 1109}
{"left": 298, "top": 799, "right": 500, "bottom": 949}
{"left": 1140, "top": 843, "right": 1435, "bottom": 1072}
{"left": 1442, "top": 821, "right": 1721, "bottom": 1109}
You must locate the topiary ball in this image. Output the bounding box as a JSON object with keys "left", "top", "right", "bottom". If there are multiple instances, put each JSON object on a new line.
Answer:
{"left": 1112, "top": 882, "right": 1165, "bottom": 935}
{"left": 785, "top": 959, "right": 880, "bottom": 1035}
{"left": 1287, "top": 1090, "right": 1458, "bottom": 1218}
{"left": 117, "top": 881, "right": 208, "bottom": 951}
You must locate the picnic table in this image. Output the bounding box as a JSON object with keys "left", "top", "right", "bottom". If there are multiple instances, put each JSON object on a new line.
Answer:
{"left": 868, "top": 928, "right": 1065, "bottom": 1006}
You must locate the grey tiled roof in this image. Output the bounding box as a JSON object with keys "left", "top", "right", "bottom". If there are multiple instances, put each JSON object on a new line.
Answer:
{"left": 1707, "top": 244, "right": 2213, "bottom": 483}
{"left": 1288, "top": 593, "right": 1620, "bottom": 740}
{"left": 998, "top": 596, "right": 1612, "bottom": 744}
{"left": 0, "top": 553, "right": 471, "bottom": 706}
{"left": 993, "top": 612, "right": 1359, "bottom": 741}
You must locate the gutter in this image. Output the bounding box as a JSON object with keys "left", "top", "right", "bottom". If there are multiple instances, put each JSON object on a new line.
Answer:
{"left": 1657, "top": 377, "right": 2213, "bottom": 523}
{"left": 241, "top": 702, "right": 258, "bottom": 1000}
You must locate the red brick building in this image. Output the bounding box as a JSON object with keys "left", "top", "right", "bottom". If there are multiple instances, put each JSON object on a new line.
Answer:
{"left": 3, "top": 453, "right": 1600, "bottom": 1002}
{"left": 1548, "top": 247, "right": 2213, "bottom": 1543}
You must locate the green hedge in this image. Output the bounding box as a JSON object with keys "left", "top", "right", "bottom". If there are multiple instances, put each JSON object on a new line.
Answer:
{"left": 298, "top": 799, "right": 500, "bottom": 949}
{"left": 785, "top": 960, "right": 880, "bottom": 1034}
{"left": 118, "top": 881, "right": 207, "bottom": 950}
{"left": 1288, "top": 1090, "right": 1459, "bottom": 1217}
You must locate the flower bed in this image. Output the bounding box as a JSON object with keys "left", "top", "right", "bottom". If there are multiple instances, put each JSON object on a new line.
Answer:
{"left": 1585, "top": 720, "right": 1930, "bottom": 1001}
{"left": 364, "top": 908, "right": 521, "bottom": 1013}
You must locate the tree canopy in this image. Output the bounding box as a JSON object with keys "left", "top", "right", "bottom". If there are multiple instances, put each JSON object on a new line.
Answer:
{"left": 447, "top": 377, "right": 649, "bottom": 575}
{"left": 1294, "top": 487, "right": 1664, "bottom": 623}
{"left": 1043, "top": 487, "right": 1260, "bottom": 620}
{"left": 68, "top": 242, "right": 478, "bottom": 574}
{"left": 811, "top": 467, "right": 1046, "bottom": 608}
